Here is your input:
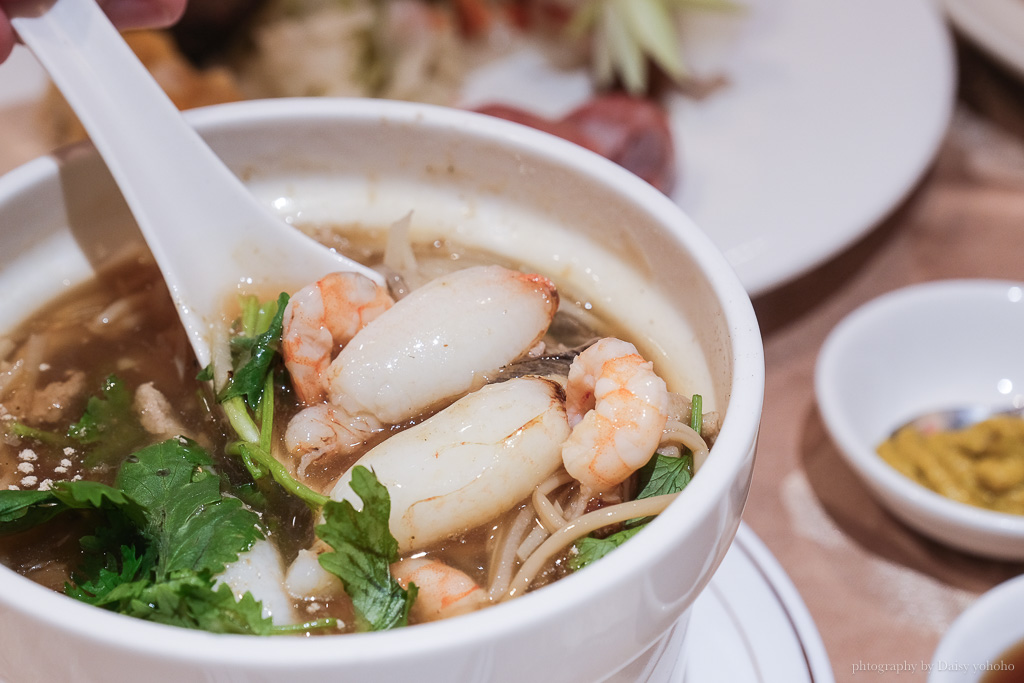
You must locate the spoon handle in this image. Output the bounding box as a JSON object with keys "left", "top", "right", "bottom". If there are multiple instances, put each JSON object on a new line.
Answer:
{"left": 8, "top": 0, "right": 381, "bottom": 366}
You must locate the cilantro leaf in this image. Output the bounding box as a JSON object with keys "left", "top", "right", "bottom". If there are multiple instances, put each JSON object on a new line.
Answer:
{"left": 569, "top": 525, "right": 644, "bottom": 571}
{"left": 60, "top": 438, "right": 285, "bottom": 635}
{"left": 6, "top": 375, "right": 148, "bottom": 469}
{"left": 317, "top": 466, "right": 417, "bottom": 631}
{"left": 67, "top": 544, "right": 154, "bottom": 606}
{"left": 0, "top": 428, "right": 313, "bottom": 636}
{"left": 121, "top": 576, "right": 276, "bottom": 635}
{"left": 0, "top": 480, "right": 137, "bottom": 536}
{"left": 51, "top": 480, "right": 136, "bottom": 510}
{"left": 69, "top": 375, "right": 148, "bottom": 468}
{"left": 71, "top": 553, "right": 280, "bottom": 636}
{"left": 634, "top": 453, "right": 693, "bottom": 501}
{"left": 0, "top": 490, "right": 63, "bottom": 535}
{"left": 218, "top": 293, "right": 288, "bottom": 409}
{"left": 116, "top": 438, "right": 263, "bottom": 579}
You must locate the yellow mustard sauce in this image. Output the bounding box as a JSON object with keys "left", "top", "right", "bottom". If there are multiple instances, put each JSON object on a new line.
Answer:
{"left": 878, "top": 416, "right": 1024, "bottom": 514}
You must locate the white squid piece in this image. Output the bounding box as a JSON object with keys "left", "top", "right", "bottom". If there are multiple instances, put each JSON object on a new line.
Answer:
{"left": 326, "top": 265, "right": 558, "bottom": 422}
{"left": 285, "top": 265, "right": 559, "bottom": 470}
{"left": 329, "top": 376, "right": 570, "bottom": 553}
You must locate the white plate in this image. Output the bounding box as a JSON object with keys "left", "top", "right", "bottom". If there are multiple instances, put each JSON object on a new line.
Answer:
{"left": 460, "top": 0, "right": 955, "bottom": 296}
{"left": 0, "top": 0, "right": 955, "bottom": 297}
{"left": 940, "top": 0, "right": 1024, "bottom": 80}
{"left": 675, "top": 523, "right": 834, "bottom": 682}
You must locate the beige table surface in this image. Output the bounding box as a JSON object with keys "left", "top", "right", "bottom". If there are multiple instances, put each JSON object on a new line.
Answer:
{"left": 1, "top": 28, "right": 1023, "bottom": 683}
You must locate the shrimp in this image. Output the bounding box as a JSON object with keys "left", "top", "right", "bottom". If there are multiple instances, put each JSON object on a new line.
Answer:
{"left": 281, "top": 271, "right": 394, "bottom": 405}
{"left": 391, "top": 558, "right": 489, "bottom": 623}
{"left": 561, "top": 337, "right": 669, "bottom": 492}
{"left": 285, "top": 265, "right": 559, "bottom": 472}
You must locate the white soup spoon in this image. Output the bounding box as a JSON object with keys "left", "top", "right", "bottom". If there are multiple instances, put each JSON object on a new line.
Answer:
{"left": 6, "top": 0, "right": 383, "bottom": 369}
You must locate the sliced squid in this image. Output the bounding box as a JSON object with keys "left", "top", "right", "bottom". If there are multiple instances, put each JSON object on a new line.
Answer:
{"left": 325, "top": 265, "right": 559, "bottom": 423}
{"left": 328, "top": 375, "right": 570, "bottom": 553}
{"left": 286, "top": 376, "right": 570, "bottom": 601}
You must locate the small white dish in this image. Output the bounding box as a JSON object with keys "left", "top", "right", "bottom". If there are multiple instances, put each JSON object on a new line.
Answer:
{"left": 930, "top": 573, "right": 1024, "bottom": 682}
{"left": 815, "top": 280, "right": 1024, "bottom": 560}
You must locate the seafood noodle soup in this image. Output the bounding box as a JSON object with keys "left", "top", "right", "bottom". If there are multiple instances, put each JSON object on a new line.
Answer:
{"left": 0, "top": 101, "right": 762, "bottom": 683}
{"left": 0, "top": 214, "right": 718, "bottom": 634}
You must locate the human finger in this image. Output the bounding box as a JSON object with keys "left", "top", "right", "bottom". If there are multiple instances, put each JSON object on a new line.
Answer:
{"left": 98, "top": 0, "right": 187, "bottom": 31}
{"left": 0, "top": 6, "right": 14, "bottom": 65}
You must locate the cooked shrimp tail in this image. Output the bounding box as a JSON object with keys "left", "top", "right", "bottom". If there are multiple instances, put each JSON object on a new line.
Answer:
{"left": 282, "top": 271, "right": 394, "bottom": 405}
{"left": 284, "top": 404, "right": 385, "bottom": 476}
{"left": 390, "top": 558, "right": 489, "bottom": 623}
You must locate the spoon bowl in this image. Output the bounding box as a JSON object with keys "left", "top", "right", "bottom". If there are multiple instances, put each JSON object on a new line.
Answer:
{"left": 7, "top": 0, "right": 382, "bottom": 368}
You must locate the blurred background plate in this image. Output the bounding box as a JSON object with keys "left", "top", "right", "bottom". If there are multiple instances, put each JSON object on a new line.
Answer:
{"left": 1, "top": 0, "right": 956, "bottom": 298}
{"left": 461, "top": 0, "right": 956, "bottom": 297}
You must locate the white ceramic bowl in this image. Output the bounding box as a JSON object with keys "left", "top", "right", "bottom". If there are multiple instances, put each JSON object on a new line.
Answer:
{"left": 0, "top": 99, "right": 764, "bottom": 683}
{"left": 816, "top": 279, "right": 1024, "bottom": 560}
{"left": 930, "top": 573, "right": 1024, "bottom": 682}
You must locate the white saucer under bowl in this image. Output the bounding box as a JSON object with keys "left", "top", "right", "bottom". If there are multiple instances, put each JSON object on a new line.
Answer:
{"left": 675, "top": 523, "right": 834, "bottom": 682}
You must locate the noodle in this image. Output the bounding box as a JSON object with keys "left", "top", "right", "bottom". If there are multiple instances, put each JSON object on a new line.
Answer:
{"left": 563, "top": 483, "right": 593, "bottom": 522}
{"left": 532, "top": 470, "right": 574, "bottom": 533}
{"left": 663, "top": 420, "right": 710, "bottom": 469}
{"left": 506, "top": 492, "right": 680, "bottom": 598}
{"left": 488, "top": 504, "right": 535, "bottom": 600}
{"left": 515, "top": 524, "right": 549, "bottom": 562}
{"left": 0, "top": 335, "right": 45, "bottom": 403}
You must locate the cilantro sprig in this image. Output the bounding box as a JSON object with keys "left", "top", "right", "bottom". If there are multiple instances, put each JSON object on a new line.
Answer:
{"left": 211, "top": 293, "right": 329, "bottom": 510}
{"left": 0, "top": 291, "right": 413, "bottom": 636}
{"left": 317, "top": 466, "right": 418, "bottom": 631}
{"left": 0, "top": 437, "right": 332, "bottom": 634}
